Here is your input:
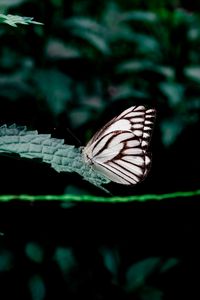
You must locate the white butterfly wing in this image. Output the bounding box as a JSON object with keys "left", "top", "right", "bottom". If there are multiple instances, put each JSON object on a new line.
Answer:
{"left": 114, "top": 105, "right": 155, "bottom": 149}
{"left": 83, "top": 106, "right": 155, "bottom": 185}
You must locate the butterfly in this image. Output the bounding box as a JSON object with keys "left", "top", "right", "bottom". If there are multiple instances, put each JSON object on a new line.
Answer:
{"left": 82, "top": 106, "right": 156, "bottom": 185}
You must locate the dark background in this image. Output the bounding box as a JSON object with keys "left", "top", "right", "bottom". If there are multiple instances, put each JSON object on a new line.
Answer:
{"left": 0, "top": 0, "right": 200, "bottom": 299}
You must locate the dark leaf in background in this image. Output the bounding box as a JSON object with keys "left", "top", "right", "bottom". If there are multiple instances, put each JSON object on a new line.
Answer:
{"left": 160, "top": 258, "right": 179, "bottom": 273}
{"left": 46, "top": 39, "right": 82, "bottom": 60}
{"left": 29, "top": 275, "right": 45, "bottom": 300}
{"left": 0, "top": 250, "right": 13, "bottom": 272}
{"left": 25, "top": 242, "right": 44, "bottom": 263}
{"left": 34, "top": 69, "right": 72, "bottom": 115}
{"left": 125, "top": 257, "right": 161, "bottom": 292}
{"left": 54, "top": 247, "right": 77, "bottom": 275}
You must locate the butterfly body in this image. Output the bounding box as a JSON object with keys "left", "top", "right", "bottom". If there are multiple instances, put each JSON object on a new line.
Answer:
{"left": 82, "top": 106, "right": 155, "bottom": 185}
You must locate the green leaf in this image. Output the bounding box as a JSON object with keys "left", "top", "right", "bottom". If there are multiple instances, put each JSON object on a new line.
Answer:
{"left": 160, "top": 258, "right": 179, "bottom": 273}
{"left": 0, "top": 14, "right": 43, "bottom": 27}
{"left": 0, "top": 0, "right": 26, "bottom": 8}
{"left": 161, "top": 118, "right": 184, "bottom": 147}
{"left": 60, "top": 202, "right": 76, "bottom": 209}
{"left": 135, "top": 33, "right": 160, "bottom": 54}
{"left": 65, "top": 17, "right": 111, "bottom": 54}
{"left": 184, "top": 66, "right": 200, "bottom": 83}
{"left": 25, "top": 242, "right": 44, "bottom": 263}
{"left": 29, "top": 275, "right": 45, "bottom": 300}
{"left": 70, "top": 29, "right": 110, "bottom": 55}
{"left": 0, "top": 124, "right": 110, "bottom": 192}
{"left": 0, "top": 72, "right": 32, "bottom": 100}
{"left": 116, "top": 60, "right": 154, "bottom": 73}
{"left": 120, "top": 11, "right": 158, "bottom": 23}
{"left": 64, "top": 185, "right": 89, "bottom": 196}
{"left": 46, "top": 39, "right": 82, "bottom": 59}
{"left": 110, "top": 84, "right": 149, "bottom": 100}
{"left": 159, "top": 82, "right": 184, "bottom": 107}
{"left": 54, "top": 247, "right": 76, "bottom": 275}
{"left": 188, "top": 27, "right": 200, "bottom": 40}
{"left": 100, "top": 247, "right": 119, "bottom": 279}
{"left": 155, "top": 66, "right": 175, "bottom": 79}
{"left": 125, "top": 257, "right": 161, "bottom": 292}
{"left": 117, "top": 61, "right": 175, "bottom": 79}
{"left": 69, "top": 108, "right": 92, "bottom": 128}
{"left": 65, "top": 17, "right": 106, "bottom": 35}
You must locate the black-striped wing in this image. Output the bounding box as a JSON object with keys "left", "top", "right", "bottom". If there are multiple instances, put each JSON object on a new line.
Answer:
{"left": 83, "top": 106, "right": 156, "bottom": 185}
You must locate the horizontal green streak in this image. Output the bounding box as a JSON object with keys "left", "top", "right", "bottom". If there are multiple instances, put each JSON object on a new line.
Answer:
{"left": 0, "top": 190, "right": 200, "bottom": 203}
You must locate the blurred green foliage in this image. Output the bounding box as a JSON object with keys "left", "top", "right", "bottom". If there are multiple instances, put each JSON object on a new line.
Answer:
{"left": 1, "top": 1, "right": 200, "bottom": 299}
{"left": 0, "top": 237, "right": 180, "bottom": 300}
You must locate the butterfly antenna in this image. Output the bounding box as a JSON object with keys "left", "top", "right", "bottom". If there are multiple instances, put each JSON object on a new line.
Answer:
{"left": 66, "top": 128, "right": 82, "bottom": 146}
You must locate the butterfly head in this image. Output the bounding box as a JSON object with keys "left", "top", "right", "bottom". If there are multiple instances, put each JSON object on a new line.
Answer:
{"left": 81, "top": 146, "right": 94, "bottom": 165}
